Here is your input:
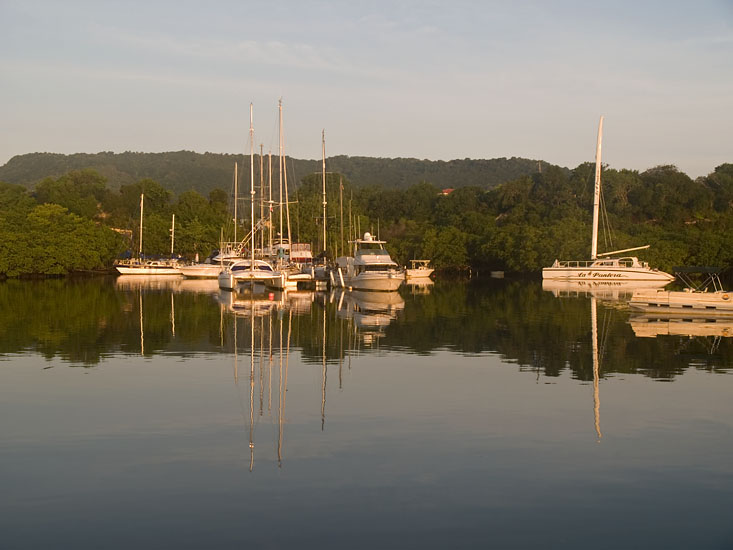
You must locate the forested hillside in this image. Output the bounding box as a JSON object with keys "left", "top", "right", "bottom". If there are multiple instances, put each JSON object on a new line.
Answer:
{"left": 0, "top": 151, "right": 560, "bottom": 196}
{"left": 0, "top": 160, "right": 731, "bottom": 277}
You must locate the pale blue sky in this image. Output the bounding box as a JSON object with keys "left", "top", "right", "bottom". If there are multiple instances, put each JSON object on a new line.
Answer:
{"left": 1, "top": 0, "right": 731, "bottom": 177}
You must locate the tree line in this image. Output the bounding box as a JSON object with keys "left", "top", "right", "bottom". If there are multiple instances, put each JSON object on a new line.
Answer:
{"left": 0, "top": 161, "right": 731, "bottom": 277}
{"left": 0, "top": 151, "right": 559, "bottom": 196}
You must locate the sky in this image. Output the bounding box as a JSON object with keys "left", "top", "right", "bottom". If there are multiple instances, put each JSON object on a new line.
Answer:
{"left": 1, "top": 0, "right": 731, "bottom": 178}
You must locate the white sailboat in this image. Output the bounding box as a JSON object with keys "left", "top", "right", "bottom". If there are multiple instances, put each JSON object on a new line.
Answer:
{"left": 542, "top": 116, "right": 673, "bottom": 283}
{"left": 115, "top": 196, "right": 181, "bottom": 275}
{"left": 219, "top": 104, "right": 280, "bottom": 291}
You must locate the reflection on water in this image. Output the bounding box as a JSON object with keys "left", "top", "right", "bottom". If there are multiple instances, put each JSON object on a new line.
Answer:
{"left": 1, "top": 277, "right": 733, "bottom": 549}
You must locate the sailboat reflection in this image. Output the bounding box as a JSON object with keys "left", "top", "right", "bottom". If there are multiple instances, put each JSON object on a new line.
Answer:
{"left": 542, "top": 279, "right": 668, "bottom": 301}
{"left": 218, "top": 286, "right": 315, "bottom": 317}
{"left": 545, "top": 285, "right": 607, "bottom": 440}
{"left": 116, "top": 275, "right": 182, "bottom": 292}
{"left": 225, "top": 296, "right": 292, "bottom": 471}
{"left": 117, "top": 274, "right": 221, "bottom": 295}
{"left": 218, "top": 287, "right": 280, "bottom": 317}
{"left": 590, "top": 296, "right": 603, "bottom": 441}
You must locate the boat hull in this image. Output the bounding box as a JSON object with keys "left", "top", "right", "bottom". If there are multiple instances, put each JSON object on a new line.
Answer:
{"left": 629, "top": 289, "right": 733, "bottom": 315}
{"left": 179, "top": 264, "right": 224, "bottom": 278}
{"left": 218, "top": 270, "right": 280, "bottom": 291}
{"left": 542, "top": 266, "right": 674, "bottom": 282}
{"left": 344, "top": 272, "right": 404, "bottom": 291}
{"left": 115, "top": 265, "right": 181, "bottom": 275}
{"left": 406, "top": 268, "right": 434, "bottom": 279}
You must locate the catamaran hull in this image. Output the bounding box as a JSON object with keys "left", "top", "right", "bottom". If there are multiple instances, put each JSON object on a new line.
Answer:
{"left": 542, "top": 267, "right": 674, "bottom": 282}
{"left": 218, "top": 271, "right": 280, "bottom": 291}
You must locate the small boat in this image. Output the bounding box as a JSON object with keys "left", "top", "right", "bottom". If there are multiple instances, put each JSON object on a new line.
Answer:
{"left": 542, "top": 116, "right": 673, "bottom": 283}
{"left": 336, "top": 232, "right": 404, "bottom": 291}
{"left": 405, "top": 259, "right": 434, "bottom": 279}
{"left": 629, "top": 267, "right": 733, "bottom": 316}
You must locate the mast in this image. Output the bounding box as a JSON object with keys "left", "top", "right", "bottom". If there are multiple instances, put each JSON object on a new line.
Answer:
{"left": 268, "top": 150, "right": 273, "bottom": 254}
{"left": 283, "top": 116, "right": 292, "bottom": 254}
{"left": 590, "top": 115, "right": 604, "bottom": 260}
{"left": 322, "top": 129, "right": 328, "bottom": 257}
{"left": 260, "top": 144, "right": 265, "bottom": 255}
{"left": 249, "top": 103, "right": 255, "bottom": 273}
{"left": 234, "top": 162, "right": 238, "bottom": 244}
{"left": 339, "top": 176, "right": 344, "bottom": 258}
{"left": 138, "top": 193, "right": 144, "bottom": 258}
{"left": 278, "top": 99, "right": 284, "bottom": 253}
{"left": 170, "top": 213, "right": 175, "bottom": 256}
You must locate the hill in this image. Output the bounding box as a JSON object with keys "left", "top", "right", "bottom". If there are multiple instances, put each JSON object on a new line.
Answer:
{"left": 0, "top": 151, "right": 566, "bottom": 196}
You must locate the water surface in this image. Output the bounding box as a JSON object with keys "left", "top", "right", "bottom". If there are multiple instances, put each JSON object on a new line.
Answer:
{"left": 1, "top": 277, "right": 731, "bottom": 549}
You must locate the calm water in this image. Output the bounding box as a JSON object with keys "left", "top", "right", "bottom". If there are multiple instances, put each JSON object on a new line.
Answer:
{"left": 1, "top": 277, "right": 732, "bottom": 549}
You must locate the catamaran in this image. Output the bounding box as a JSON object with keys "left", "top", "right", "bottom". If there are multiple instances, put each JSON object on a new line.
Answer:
{"left": 542, "top": 116, "right": 673, "bottom": 283}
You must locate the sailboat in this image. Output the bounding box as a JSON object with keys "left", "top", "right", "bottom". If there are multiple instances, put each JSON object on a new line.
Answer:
{"left": 542, "top": 117, "right": 673, "bottom": 283}
{"left": 219, "top": 104, "right": 279, "bottom": 291}
{"left": 115, "top": 196, "right": 182, "bottom": 275}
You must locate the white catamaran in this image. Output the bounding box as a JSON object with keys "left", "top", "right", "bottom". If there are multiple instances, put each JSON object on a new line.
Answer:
{"left": 542, "top": 116, "right": 673, "bottom": 283}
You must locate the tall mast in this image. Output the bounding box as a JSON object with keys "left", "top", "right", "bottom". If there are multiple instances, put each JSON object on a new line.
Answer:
{"left": 283, "top": 113, "right": 292, "bottom": 253}
{"left": 250, "top": 103, "right": 255, "bottom": 271}
{"left": 278, "top": 99, "right": 284, "bottom": 250}
{"left": 139, "top": 193, "right": 144, "bottom": 257}
{"left": 259, "top": 143, "right": 264, "bottom": 255}
{"left": 590, "top": 115, "right": 603, "bottom": 260}
{"left": 268, "top": 150, "right": 273, "bottom": 254}
{"left": 233, "top": 162, "right": 238, "bottom": 244}
{"left": 339, "top": 176, "right": 344, "bottom": 259}
{"left": 322, "top": 129, "right": 327, "bottom": 257}
{"left": 170, "top": 213, "right": 175, "bottom": 256}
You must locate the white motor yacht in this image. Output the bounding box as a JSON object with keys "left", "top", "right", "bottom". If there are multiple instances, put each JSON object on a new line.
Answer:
{"left": 336, "top": 232, "right": 404, "bottom": 291}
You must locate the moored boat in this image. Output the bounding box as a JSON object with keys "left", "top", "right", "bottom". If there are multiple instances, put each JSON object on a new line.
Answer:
{"left": 629, "top": 267, "right": 733, "bottom": 315}
{"left": 337, "top": 232, "right": 404, "bottom": 291}
{"left": 542, "top": 116, "right": 673, "bottom": 283}
{"left": 115, "top": 259, "right": 181, "bottom": 276}
{"left": 405, "top": 259, "right": 434, "bottom": 279}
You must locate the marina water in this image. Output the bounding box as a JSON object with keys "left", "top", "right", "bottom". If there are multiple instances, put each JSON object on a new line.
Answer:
{"left": 1, "top": 277, "right": 732, "bottom": 549}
